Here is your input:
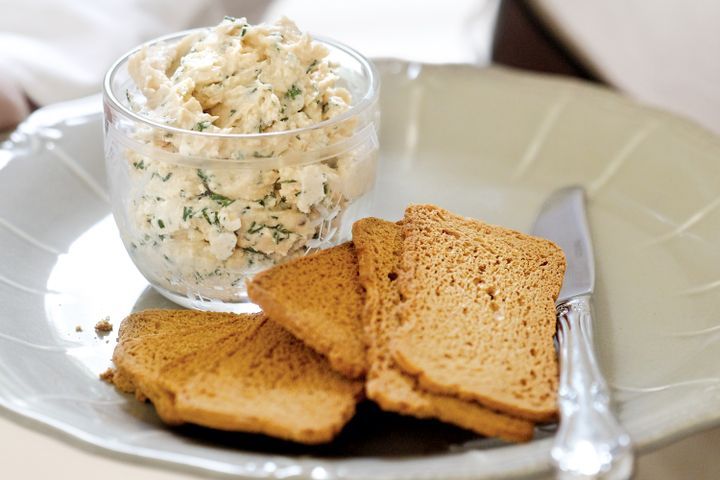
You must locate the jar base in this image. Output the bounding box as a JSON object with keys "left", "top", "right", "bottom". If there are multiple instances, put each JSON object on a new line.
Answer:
{"left": 153, "top": 286, "right": 262, "bottom": 314}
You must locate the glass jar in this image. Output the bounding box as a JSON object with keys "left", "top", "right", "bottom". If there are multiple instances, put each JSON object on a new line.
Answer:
{"left": 103, "top": 30, "right": 380, "bottom": 312}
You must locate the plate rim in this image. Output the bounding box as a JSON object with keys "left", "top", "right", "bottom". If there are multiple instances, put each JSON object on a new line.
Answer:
{"left": 2, "top": 59, "right": 720, "bottom": 479}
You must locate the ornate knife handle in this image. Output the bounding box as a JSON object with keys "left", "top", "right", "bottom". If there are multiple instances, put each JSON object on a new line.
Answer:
{"left": 552, "top": 295, "right": 634, "bottom": 480}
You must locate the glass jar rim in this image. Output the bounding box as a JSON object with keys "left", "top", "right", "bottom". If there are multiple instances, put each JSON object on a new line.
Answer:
{"left": 103, "top": 27, "right": 379, "bottom": 141}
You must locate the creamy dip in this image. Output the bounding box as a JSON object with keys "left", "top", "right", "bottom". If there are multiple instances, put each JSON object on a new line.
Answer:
{"left": 119, "top": 17, "right": 376, "bottom": 296}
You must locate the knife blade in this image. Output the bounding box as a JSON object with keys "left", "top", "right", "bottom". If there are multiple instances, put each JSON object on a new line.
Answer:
{"left": 531, "top": 186, "right": 594, "bottom": 302}
{"left": 531, "top": 186, "right": 634, "bottom": 480}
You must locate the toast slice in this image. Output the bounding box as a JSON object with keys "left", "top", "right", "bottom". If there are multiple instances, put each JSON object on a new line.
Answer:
{"left": 112, "top": 313, "right": 250, "bottom": 423}
{"left": 247, "top": 242, "right": 367, "bottom": 379}
{"left": 111, "top": 310, "right": 363, "bottom": 444}
{"left": 353, "top": 218, "right": 535, "bottom": 442}
{"left": 166, "top": 318, "right": 364, "bottom": 444}
{"left": 391, "top": 205, "right": 565, "bottom": 422}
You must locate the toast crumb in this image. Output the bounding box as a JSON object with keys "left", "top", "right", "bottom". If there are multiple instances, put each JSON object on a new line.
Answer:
{"left": 95, "top": 317, "right": 113, "bottom": 333}
{"left": 75, "top": 325, "right": 83, "bottom": 332}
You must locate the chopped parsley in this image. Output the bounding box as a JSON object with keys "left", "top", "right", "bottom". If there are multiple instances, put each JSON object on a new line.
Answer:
{"left": 194, "top": 120, "right": 211, "bottom": 132}
{"left": 182, "top": 206, "right": 193, "bottom": 222}
{"left": 242, "top": 247, "right": 270, "bottom": 258}
{"left": 209, "top": 192, "right": 235, "bottom": 207}
{"left": 229, "top": 109, "right": 237, "bottom": 116}
{"left": 248, "top": 221, "right": 264, "bottom": 234}
{"left": 201, "top": 207, "right": 220, "bottom": 226}
{"left": 157, "top": 219, "right": 165, "bottom": 229}
{"left": 270, "top": 224, "right": 291, "bottom": 243}
{"left": 306, "top": 60, "right": 318, "bottom": 74}
{"left": 132, "top": 159, "right": 145, "bottom": 170}
{"left": 197, "top": 170, "right": 236, "bottom": 208}
{"left": 286, "top": 84, "right": 302, "bottom": 100}
{"left": 252, "top": 151, "right": 274, "bottom": 158}
{"left": 202, "top": 208, "right": 212, "bottom": 224}
{"left": 196, "top": 169, "right": 210, "bottom": 183}
{"left": 152, "top": 171, "right": 173, "bottom": 182}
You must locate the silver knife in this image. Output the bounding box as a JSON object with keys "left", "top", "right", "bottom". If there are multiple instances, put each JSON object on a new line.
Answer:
{"left": 532, "top": 186, "right": 634, "bottom": 480}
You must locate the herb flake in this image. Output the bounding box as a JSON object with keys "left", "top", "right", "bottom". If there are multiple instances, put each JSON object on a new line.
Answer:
{"left": 286, "top": 84, "right": 301, "bottom": 100}
{"left": 242, "top": 247, "right": 270, "bottom": 258}
{"left": 194, "top": 120, "right": 211, "bottom": 132}
{"left": 196, "top": 169, "right": 210, "bottom": 184}
{"left": 209, "top": 192, "right": 235, "bottom": 207}
{"left": 248, "top": 221, "right": 264, "bottom": 234}
{"left": 270, "top": 224, "right": 291, "bottom": 244}
{"left": 182, "top": 206, "right": 193, "bottom": 222}
{"left": 201, "top": 207, "right": 219, "bottom": 226}
{"left": 152, "top": 171, "right": 173, "bottom": 182}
